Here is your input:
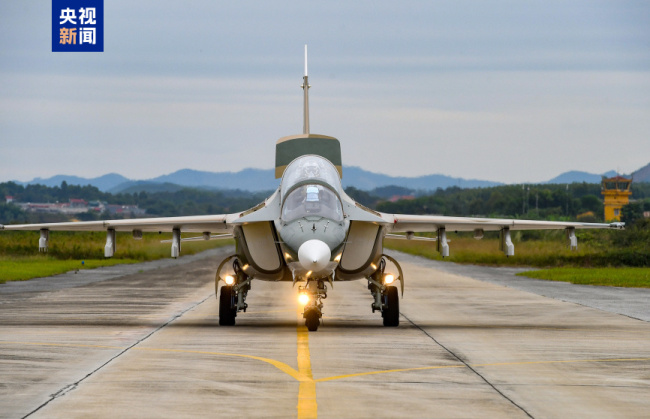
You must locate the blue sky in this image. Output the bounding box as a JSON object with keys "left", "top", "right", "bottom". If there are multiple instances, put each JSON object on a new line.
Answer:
{"left": 1, "top": 1, "right": 649, "bottom": 184}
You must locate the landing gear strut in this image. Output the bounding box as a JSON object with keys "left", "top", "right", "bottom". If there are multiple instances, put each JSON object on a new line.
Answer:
{"left": 368, "top": 257, "right": 402, "bottom": 327}
{"left": 216, "top": 258, "right": 251, "bottom": 326}
{"left": 300, "top": 280, "right": 328, "bottom": 331}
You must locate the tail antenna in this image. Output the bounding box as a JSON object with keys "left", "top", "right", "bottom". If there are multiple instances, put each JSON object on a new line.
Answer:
{"left": 302, "top": 44, "right": 310, "bottom": 134}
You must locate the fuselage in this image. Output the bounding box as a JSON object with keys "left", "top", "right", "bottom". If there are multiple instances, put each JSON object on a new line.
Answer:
{"left": 274, "top": 155, "right": 348, "bottom": 280}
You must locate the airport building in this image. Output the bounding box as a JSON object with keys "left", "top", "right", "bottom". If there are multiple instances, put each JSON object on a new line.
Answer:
{"left": 601, "top": 175, "right": 632, "bottom": 222}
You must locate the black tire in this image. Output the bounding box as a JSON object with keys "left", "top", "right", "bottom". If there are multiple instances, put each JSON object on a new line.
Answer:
{"left": 382, "top": 286, "right": 400, "bottom": 327}
{"left": 305, "top": 311, "right": 320, "bottom": 332}
{"left": 219, "top": 285, "right": 236, "bottom": 326}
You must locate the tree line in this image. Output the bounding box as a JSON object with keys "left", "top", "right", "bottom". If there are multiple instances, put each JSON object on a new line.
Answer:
{"left": 2, "top": 181, "right": 650, "bottom": 225}
{"left": 0, "top": 181, "right": 269, "bottom": 223}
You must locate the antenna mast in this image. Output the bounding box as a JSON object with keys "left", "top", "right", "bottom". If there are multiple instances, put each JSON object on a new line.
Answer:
{"left": 302, "top": 45, "right": 310, "bottom": 134}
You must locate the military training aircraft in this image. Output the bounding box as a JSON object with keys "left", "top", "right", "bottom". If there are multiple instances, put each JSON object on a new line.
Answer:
{"left": 1, "top": 47, "right": 624, "bottom": 331}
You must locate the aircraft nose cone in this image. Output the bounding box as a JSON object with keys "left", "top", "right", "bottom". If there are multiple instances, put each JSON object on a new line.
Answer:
{"left": 298, "top": 239, "right": 331, "bottom": 273}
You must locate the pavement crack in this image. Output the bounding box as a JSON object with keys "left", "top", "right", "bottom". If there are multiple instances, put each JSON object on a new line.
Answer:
{"left": 401, "top": 313, "right": 535, "bottom": 419}
{"left": 21, "top": 294, "right": 212, "bottom": 419}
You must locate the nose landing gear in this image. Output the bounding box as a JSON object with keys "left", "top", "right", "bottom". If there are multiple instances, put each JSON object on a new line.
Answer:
{"left": 299, "top": 280, "right": 328, "bottom": 331}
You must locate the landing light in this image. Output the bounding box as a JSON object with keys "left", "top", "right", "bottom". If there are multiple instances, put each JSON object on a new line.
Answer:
{"left": 334, "top": 253, "right": 342, "bottom": 262}
{"left": 298, "top": 293, "right": 310, "bottom": 305}
{"left": 224, "top": 275, "right": 235, "bottom": 285}
{"left": 384, "top": 274, "right": 395, "bottom": 285}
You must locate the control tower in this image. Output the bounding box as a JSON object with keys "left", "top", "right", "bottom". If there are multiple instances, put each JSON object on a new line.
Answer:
{"left": 601, "top": 176, "right": 632, "bottom": 221}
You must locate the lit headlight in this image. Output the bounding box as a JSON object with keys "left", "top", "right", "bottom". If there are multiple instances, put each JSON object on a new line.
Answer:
{"left": 298, "top": 293, "right": 310, "bottom": 305}
{"left": 384, "top": 273, "right": 395, "bottom": 285}
{"left": 224, "top": 275, "right": 235, "bottom": 285}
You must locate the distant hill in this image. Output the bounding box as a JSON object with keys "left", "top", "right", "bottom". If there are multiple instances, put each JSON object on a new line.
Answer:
{"left": 12, "top": 163, "right": 648, "bottom": 194}
{"left": 632, "top": 162, "right": 650, "bottom": 182}
{"left": 108, "top": 168, "right": 280, "bottom": 193}
{"left": 544, "top": 170, "right": 617, "bottom": 184}
{"left": 13, "top": 173, "right": 129, "bottom": 191}
{"left": 150, "top": 168, "right": 280, "bottom": 192}
{"left": 12, "top": 167, "right": 502, "bottom": 193}
{"left": 341, "top": 167, "right": 501, "bottom": 190}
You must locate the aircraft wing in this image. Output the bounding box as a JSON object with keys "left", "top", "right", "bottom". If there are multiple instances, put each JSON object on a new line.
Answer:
{"left": 378, "top": 212, "right": 623, "bottom": 257}
{"left": 381, "top": 213, "right": 625, "bottom": 233}
{"left": 0, "top": 214, "right": 236, "bottom": 233}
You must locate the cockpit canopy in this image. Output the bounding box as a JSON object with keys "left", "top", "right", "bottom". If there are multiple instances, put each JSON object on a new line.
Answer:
{"left": 280, "top": 155, "right": 344, "bottom": 223}
{"left": 282, "top": 184, "right": 343, "bottom": 222}
{"left": 280, "top": 155, "right": 343, "bottom": 199}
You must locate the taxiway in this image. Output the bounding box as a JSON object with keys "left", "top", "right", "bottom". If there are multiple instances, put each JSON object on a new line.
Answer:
{"left": 1, "top": 247, "right": 648, "bottom": 418}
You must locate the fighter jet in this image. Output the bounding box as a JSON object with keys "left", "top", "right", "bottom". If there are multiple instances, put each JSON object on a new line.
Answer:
{"left": 1, "top": 47, "right": 624, "bottom": 331}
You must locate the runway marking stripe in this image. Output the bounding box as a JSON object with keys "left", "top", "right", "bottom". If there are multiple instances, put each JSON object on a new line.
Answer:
{"left": 316, "top": 365, "right": 466, "bottom": 382}
{"left": 136, "top": 347, "right": 303, "bottom": 381}
{"left": 0, "top": 340, "right": 301, "bottom": 381}
{"left": 316, "top": 357, "right": 650, "bottom": 382}
{"left": 296, "top": 312, "right": 317, "bottom": 419}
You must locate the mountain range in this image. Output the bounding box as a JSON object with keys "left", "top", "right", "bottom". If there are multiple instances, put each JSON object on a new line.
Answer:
{"left": 9, "top": 163, "right": 649, "bottom": 194}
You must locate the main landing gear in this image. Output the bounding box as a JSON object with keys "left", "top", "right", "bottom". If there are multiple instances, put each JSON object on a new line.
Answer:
{"left": 299, "top": 280, "right": 328, "bottom": 331}
{"left": 219, "top": 285, "right": 237, "bottom": 326}
{"left": 368, "top": 257, "right": 402, "bottom": 327}
{"left": 216, "top": 258, "right": 251, "bottom": 326}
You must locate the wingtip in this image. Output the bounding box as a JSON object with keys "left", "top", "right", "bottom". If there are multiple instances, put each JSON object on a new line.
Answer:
{"left": 610, "top": 222, "right": 625, "bottom": 230}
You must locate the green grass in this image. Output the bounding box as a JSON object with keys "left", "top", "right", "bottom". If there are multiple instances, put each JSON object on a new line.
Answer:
{"left": 385, "top": 234, "right": 650, "bottom": 288}
{"left": 517, "top": 268, "right": 650, "bottom": 288}
{"left": 0, "top": 256, "right": 141, "bottom": 283}
{"left": 384, "top": 236, "right": 597, "bottom": 267}
{"left": 0, "top": 230, "right": 234, "bottom": 283}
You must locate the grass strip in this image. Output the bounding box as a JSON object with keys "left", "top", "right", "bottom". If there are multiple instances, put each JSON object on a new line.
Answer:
{"left": 0, "top": 231, "right": 234, "bottom": 283}
{"left": 0, "top": 257, "right": 140, "bottom": 283}
{"left": 384, "top": 237, "right": 589, "bottom": 267}
{"left": 385, "top": 237, "right": 650, "bottom": 288}
{"left": 516, "top": 267, "right": 650, "bottom": 288}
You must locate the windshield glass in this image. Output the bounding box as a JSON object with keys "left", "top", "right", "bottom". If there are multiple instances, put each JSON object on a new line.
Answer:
{"left": 282, "top": 184, "right": 343, "bottom": 222}
{"left": 281, "top": 155, "right": 342, "bottom": 200}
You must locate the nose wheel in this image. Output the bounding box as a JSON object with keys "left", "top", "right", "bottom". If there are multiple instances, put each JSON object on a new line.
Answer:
{"left": 304, "top": 309, "right": 320, "bottom": 331}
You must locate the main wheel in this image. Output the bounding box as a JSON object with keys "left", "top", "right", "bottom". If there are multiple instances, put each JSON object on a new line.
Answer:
{"left": 382, "top": 286, "right": 400, "bottom": 327}
{"left": 305, "top": 310, "right": 320, "bottom": 332}
{"left": 219, "top": 285, "right": 236, "bottom": 326}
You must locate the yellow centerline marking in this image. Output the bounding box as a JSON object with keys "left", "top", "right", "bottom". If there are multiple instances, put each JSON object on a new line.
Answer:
{"left": 296, "top": 310, "right": 318, "bottom": 419}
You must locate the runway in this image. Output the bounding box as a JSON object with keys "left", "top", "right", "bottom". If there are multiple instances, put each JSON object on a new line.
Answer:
{"left": 1, "top": 247, "right": 649, "bottom": 418}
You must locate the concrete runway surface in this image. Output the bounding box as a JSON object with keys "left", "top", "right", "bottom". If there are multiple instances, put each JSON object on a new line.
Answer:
{"left": 1, "top": 247, "right": 649, "bottom": 418}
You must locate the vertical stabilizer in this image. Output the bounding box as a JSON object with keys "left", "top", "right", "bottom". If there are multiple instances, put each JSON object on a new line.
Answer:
{"left": 302, "top": 45, "right": 310, "bottom": 134}
{"left": 275, "top": 46, "right": 342, "bottom": 179}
